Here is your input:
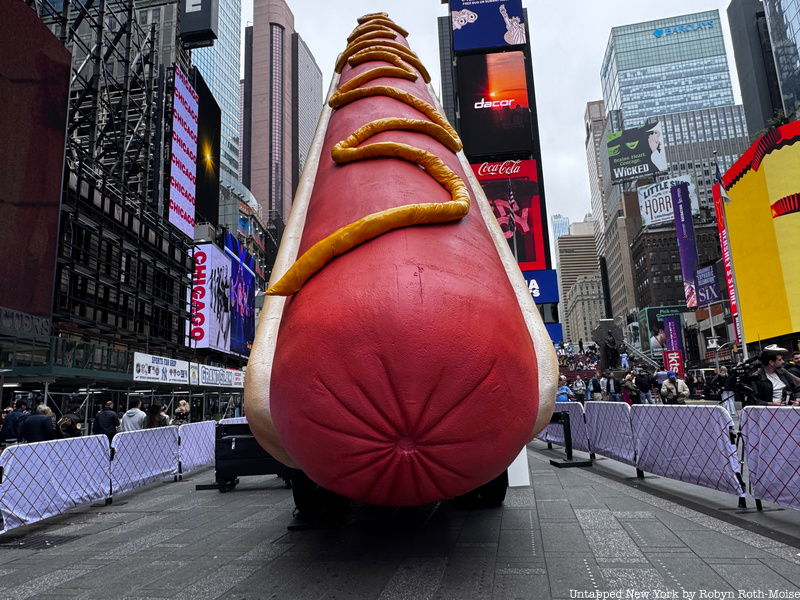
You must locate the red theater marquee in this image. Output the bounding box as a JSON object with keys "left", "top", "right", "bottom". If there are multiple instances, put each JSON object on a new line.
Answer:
{"left": 471, "top": 160, "right": 546, "bottom": 271}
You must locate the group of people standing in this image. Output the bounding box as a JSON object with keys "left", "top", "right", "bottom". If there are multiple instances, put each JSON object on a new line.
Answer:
{"left": 556, "top": 369, "right": 698, "bottom": 407}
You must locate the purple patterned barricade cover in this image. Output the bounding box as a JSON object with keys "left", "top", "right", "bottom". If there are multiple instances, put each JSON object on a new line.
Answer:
{"left": 0, "top": 435, "right": 111, "bottom": 534}
{"left": 585, "top": 401, "right": 636, "bottom": 467}
{"left": 219, "top": 417, "right": 248, "bottom": 424}
{"left": 740, "top": 407, "right": 800, "bottom": 510}
{"left": 178, "top": 421, "right": 215, "bottom": 474}
{"left": 110, "top": 426, "right": 180, "bottom": 497}
{"left": 631, "top": 405, "right": 742, "bottom": 496}
{"left": 534, "top": 402, "right": 591, "bottom": 453}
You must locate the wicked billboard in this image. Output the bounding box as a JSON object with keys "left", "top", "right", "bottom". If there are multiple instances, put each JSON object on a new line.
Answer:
{"left": 457, "top": 51, "right": 533, "bottom": 157}
{"left": 471, "top": 159, "right": 546, "bottom": 271}
{"left": 606, "top": 121, "right": 668, "bottom": 183}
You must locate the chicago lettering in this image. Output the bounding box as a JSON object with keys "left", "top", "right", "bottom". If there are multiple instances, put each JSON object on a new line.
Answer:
{"left": 474, "top": 98, "right": 516, "bottom": 109}
{"left": 173, "top": 108, "right": 198, "bottom": 144}
{"left": 174, "top": 87, "right": 198, "bottom": 123}
{"left": 169, "top": 199, "right": 195, "bottom": 227}
{"left": 170, "top": 176, "right": 196, "bottom": 205}
{"left": 477, "top": 160, "right": 522, "bottom": 177}
{"left": 172, "top": 152, "right": 197, "bottom": 185}
{"left": 191, "top": 250, "right": 207, "bottom": 340}
{"left": 172, "top": 130, "right": 197, "bottom": 163}
{"left": 174, "top": 68, "right": 199, "bottom": 103}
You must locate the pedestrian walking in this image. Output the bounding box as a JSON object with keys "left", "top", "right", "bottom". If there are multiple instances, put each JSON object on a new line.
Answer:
{"left": 145, "top": 404, "right": 171, "bottom": 428}
{"left": 556, "top": 376, "right": 574, "bottom": 403}
{"left": 606, "top": 372, "right": 622, "bottom": 402}
{"left": 660, "top": 371, "right": 690, "bottom": 405}
{"left": 172, "top": 400, "right": 190, "bottom": 426}
{"left": 121, "top": 399, "right": 147, "bottom": 432}
{"left": 622, "top": 374, "right": 640, "bottom": 405}
{"left": 572, "top": 376, "right": 586, "bottom": 404}
{"left": 20, "top": 404, "right": 56, "bottom": 443}
{"left": 713, "top": 367, "right": 736, "bottom": 416}
{"left": 1, "top": 399, "right": 29, "bottom": 443}
{"left": 635, "top": 369, "right": 653, "bottom": 404}
{"left": 93, "top": 400, "right": 120, "bottom": 442}
{"left": 57, "top": 404, "right": 83, "bottom": 438}
{"left": 588, "top": 374, "right": 603, "bottom": 401}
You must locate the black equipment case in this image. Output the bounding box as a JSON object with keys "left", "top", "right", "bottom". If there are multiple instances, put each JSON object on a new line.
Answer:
{"left": 214, "top": 421, "right": 292, "bottom": 492}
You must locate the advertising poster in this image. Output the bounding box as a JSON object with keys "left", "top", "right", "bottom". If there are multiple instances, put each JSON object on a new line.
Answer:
{"left": 638, "top": 306, "right": 689, "bottom": 357}
{"left": 198, "top": 364, "right": 243, "bottom": 388}
{"left": 663, "top": 350, "right": 684, "bottom": 378}
{"left": 721, "top": 120, "right": 800, "bottom": 343}
{"left": 520, "top": 269, "right": 558, "bottom": 303}
{"left": 695, "top": 265, "right": 721, "bottom": 307}
{"left": 190, "top": 244, "right": 230, "bottom": 352}
{"left": 0, "top": 2, "right": 69, "bottom": 332}
{"left": 663, "top": 315, "right": 685, "bottom": 354}
{"left": 637, "top": 175, "right": 700, "bottom": 226}
{"left": 450, "top": 0, "right": 526, "bottom": 52}
{"left": 224, "top": 233, "right": 255, "bottom": 358}
{"left": 672, "top": 182, "right": 698, "bottom": 308}
{"left": 712, "top": 180, "right": 739, "bottom": 340}
{"left": 472, "top": 160, "right": 546, "bottom": 271}
{"left": 133, "top": 352, "right": 189, "bottom": 384}
{"left": 169, "top": 65, "right": 199, "bottom": 238}
{"left": 457, "top": 52, "right": 533, "bottom": 157}
{"left": 606, "top": 121, "right": 667, "bottom": 183}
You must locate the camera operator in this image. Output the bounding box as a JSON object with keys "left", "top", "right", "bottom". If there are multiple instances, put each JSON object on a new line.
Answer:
{"left": 749, "top": 345, "right": 800, "bottom": 406}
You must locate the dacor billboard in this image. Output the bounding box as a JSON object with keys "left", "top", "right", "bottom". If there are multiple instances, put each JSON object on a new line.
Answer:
{"left": 637, "top": 175, "right": 700, "bottom": 226}
{"left": 190, "top": 244, "right": 230, "bottom": 352}
{"left": 178, "top": 0, "right": 219, "bottom": 48}
{"left": 458, "top": 52, "right": 532, "bottom": 157}
{"left": 471, "top": 160, "right": 546, "bottom": 271}
{"left": 224, "top": 233, "right": 255, "bottom": 358}
{"left": 722, "top": 121, "right": 800, "bottom": 342}
{"left": 0, "top": 0, "right": 69, "bottom": 336}
{"left": 193, "top": 68, "right": 220, "bottom": 228}
{"left": 606, "top": 121, "right": 668, "bottom": 183}
{"left": 450, "top": 0, "right": 526, "bottom": 52}
{"left": 169, "top": 65, "right": 198, "bottom": 238}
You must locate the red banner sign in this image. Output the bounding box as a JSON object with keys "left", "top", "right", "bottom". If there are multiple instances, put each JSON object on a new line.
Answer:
{"left": 663, "top": 350, "right": 684, "bottom": 378}
{"left": 712, "top": 182, "right": 741, "bottom": 345}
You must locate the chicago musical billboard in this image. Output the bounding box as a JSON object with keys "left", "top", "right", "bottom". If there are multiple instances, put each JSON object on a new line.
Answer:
{"left": 450, "top": 0, "right": 526, "bottom": 52}
{"left": 471, "top": 160, "right": 546, "bottom": 271}
{"left": 190, "top": 244, "right": 230, "bottom": 352}
{"left": 457, "top": 51, "right": 532, "bottom": 157}
{"left": 169, "top": 65, "right": 198, "bottom": 238}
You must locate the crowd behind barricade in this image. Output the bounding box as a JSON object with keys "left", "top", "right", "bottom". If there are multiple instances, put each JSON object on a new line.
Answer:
{"left": 0, "top": 397, "right": 197, "bottom": 447}
{"left": 556, "top": 345, "right": 800, "bottom": 412}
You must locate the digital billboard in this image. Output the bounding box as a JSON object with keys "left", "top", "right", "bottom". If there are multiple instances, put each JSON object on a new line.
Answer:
{"left": 178, "top": 0, "right": 219, "bottom": 48}
{"left": 637, "top": 305, "right": 690, "bottom": 358}
{"left": 169, "top": 65, "right": 198, "bottom": 239}
{"left": 520, "top": 269, "right": 558, "bottom": 303}
{"left": 606, "top": 121, "right": 667, "bottom": 183}
{"left": 637, "top": 175, "right": 700, "bottom": 226}
{"left": 0, "top": 0, "right": 70, "bottom": 336}
{"left": 450, "top": 0, "right": 526, "bottom": 52}
{"left": 190, "top": 244, "right": 230, "bottom": 352}
{"left": 695, "top": 265, "right": 721, "bottom": 307}
{"left": 721, "top": 121, "right": 800, "bottom": 342}
{"left": 458, "top": 51, "right": 532, "bottom": 157}
{"left": 471, "top": 160, "right": 546, "bottom": 271}
{"left": 224, "top": 233, "right": 255, "bottom": 358}
{"left": 672, "top": 182, "right": 698, "bottom": 308}
{"left": 192, "top": 68, "right": 220, "bottom": 229}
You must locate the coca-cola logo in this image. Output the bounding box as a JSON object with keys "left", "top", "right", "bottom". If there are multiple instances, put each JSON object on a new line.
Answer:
{"left": 477, "top": 160, "right": 523, "bottom": 177}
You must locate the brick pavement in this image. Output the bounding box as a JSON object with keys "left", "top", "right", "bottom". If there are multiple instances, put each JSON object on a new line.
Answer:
{"left": 0, "top": 442, "right": 799, "bottom": 599}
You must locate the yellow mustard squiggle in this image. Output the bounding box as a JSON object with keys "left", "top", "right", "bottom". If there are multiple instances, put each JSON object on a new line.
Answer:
{"left": 266, "top": 16, "right": 467, "bottom": 297}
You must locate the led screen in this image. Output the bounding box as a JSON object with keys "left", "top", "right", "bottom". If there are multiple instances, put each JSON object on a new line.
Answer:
{"left": 224, "top": 233, "right": 254, "bottom": 358}
{"left": 169, "top": 66, "right": 199, "bottom": 238}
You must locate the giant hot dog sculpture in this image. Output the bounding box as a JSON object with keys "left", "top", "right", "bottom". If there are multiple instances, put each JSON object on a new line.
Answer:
{"left": 244, "top": 13, "right": 557, "bottom": 506}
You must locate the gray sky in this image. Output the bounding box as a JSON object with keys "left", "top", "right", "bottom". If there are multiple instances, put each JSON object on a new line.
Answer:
{"left": 242, "top": 1, "right": 742, "bottom": 241}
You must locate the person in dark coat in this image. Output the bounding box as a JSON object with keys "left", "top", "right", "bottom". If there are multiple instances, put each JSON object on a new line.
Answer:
{"left": 748, "top": 346, "right": 800, "bottom": 406}
{"left": 1, "top": 399, "right": 28, "bottom": 442}
{"left": 93, "top": 400, "right": 120, "bottom": 441}
{"left": 20, "top": 404, "right": 56, "bottom": 443}
{"left": 58, "top": 404, "right": 83, "bottom": 438}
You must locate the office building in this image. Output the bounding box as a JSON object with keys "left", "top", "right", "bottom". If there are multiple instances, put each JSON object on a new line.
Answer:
{"left": 556, "top": 220, "right": 597, "bottom": 342}
{"left": 437, "top": 16, "right": 457, "bottom": 127}
{"left": 601, "top": 10, "right": 736, "bottom": 129}
{"left": 244, "top": 0, "right": 323, "bottom": 224}
{"left": 192, "top": 0, "right": 242, "bottom": 180}
{"left": 585, "top": 100, "right": 608, "bottom": 257}
{"left": 565, "top": 271, "right": 605, "bottom": 347}
{"left": 551, "top": 214, "right": 570, "bottom": 242}
{"left": 728, "top": 0, "right": 784, "bottom": 136}
{"left": 763, "top": 0, "right": 800, "bottom": 119}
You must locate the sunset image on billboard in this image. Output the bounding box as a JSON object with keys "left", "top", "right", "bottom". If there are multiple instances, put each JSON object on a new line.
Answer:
{"left": 721, "top": 121, "right": 800, "bottom": 342}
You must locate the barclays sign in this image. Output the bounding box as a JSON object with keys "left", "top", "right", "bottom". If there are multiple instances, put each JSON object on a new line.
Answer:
{"left": 653, "top": 20, "right": 713, "bottom": 38}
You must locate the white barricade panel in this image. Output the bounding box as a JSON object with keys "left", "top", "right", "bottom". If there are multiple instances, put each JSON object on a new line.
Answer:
{"left": 585, "top": 402, "right": 636, "bottom": 467}
{"left": 535, "top": 403, "right": 590, "bottom": 453}
{"left": 219, "top": 417, "right": 248, "bottom": 424}
{"left": 0, "top": 435, "right": 111, "bottom": 534}
{"left": 179, "top": 421, "right": 215, "bottom": 474}
{"left": 741, "top": 407, "right": 800, "bottom": 510}
{"left": 631, "top": 405, "right": 741, "bottom": 496}
{"left": 110, "top": 427, "right": 179, "bottom": 497}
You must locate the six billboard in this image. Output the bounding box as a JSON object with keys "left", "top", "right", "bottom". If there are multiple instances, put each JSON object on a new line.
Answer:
{"left": 637, "top": 175, "right": 700, "bottom": 226}
{"left": 721, "top": 120, "right": 800, "bottom": 343}
{"left": 471, "top": 160, "right": 546, "bottom": 271}
{"left": 695, "top": 265, "right": 721, "bottom": 307}
{"left": 606, "top": 121, "right": 668, "bottom": 183}
{"left": 450, "top": 0, "right": 526, "bottom": 53}
{"left": 0, "top": 0, "right": 70, "bottom": 337}
{"left": 224, "top": 233, "right": 255, "bottom": 358}
{"left": 190, "top": 244, "right": 231, "bottom": 352}
{"left": 457, "top": 51, "right": 533, "bottom": 157}
{"left": 169, "top": 66, "right": 198, "bottom": 238}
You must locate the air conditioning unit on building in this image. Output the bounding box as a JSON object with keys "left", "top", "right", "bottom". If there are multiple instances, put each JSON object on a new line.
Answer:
{"left": 194, "top": 223, "right": 216, "bottom": 243}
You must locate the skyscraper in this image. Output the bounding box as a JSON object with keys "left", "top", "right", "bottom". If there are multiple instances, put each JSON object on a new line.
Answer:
{"left": 192, "top": 0, "right": 241, "bottom": 180}
{"left": 550, "top": 214, "right": 570, "bottom": 242}
{"left": 585, "top": 100, "right": 607, "bottom": 257}
{"left": 601, "top": 11, "right": 736, "bottom": 129}
{"left": 763, "top": 0, "right": 800, "bottom": 119}
{"left": 244, "top": 0, "right": 323, "bottom": 224}
{"left": 556, "top": 220, "right": 597, "bottom": 342}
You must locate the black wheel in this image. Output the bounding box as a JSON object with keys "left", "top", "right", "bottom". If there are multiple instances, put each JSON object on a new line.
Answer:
{"left": 290, "top": 470, "right": 348, "bottom": 521}
{"left": 453, "top": 488, "right": 481, "bottom": 509}
{"left": 477, "top": 470, "right": 508, "bottom": 507}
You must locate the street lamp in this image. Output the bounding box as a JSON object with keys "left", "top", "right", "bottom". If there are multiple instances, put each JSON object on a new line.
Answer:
{"left": 713, "top": 341, "right": 735, "bottom": 372}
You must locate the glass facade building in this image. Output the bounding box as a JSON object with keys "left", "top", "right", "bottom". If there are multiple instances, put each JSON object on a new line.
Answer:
{"left": 764, "top": 0, "right": 800, "bottom": 118}
{"left": 601, "top": 11, "right": 736, "bottom": 128}
{"left": 192, "top": 0, "right": 242, "bottom": 180}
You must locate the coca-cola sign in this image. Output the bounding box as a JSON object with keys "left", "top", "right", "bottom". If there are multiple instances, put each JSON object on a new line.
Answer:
{"left": 476, "top": 160, "right": 523, "bottom": 177}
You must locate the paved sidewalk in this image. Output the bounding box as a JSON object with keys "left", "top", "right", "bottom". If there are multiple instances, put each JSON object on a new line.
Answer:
{"left": 1, "top": 441, "right": 799, "bottom": 599}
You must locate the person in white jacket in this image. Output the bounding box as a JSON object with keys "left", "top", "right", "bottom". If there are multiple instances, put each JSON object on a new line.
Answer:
{"left": 121, "top": 398, "right": 146, "bottom": 431}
